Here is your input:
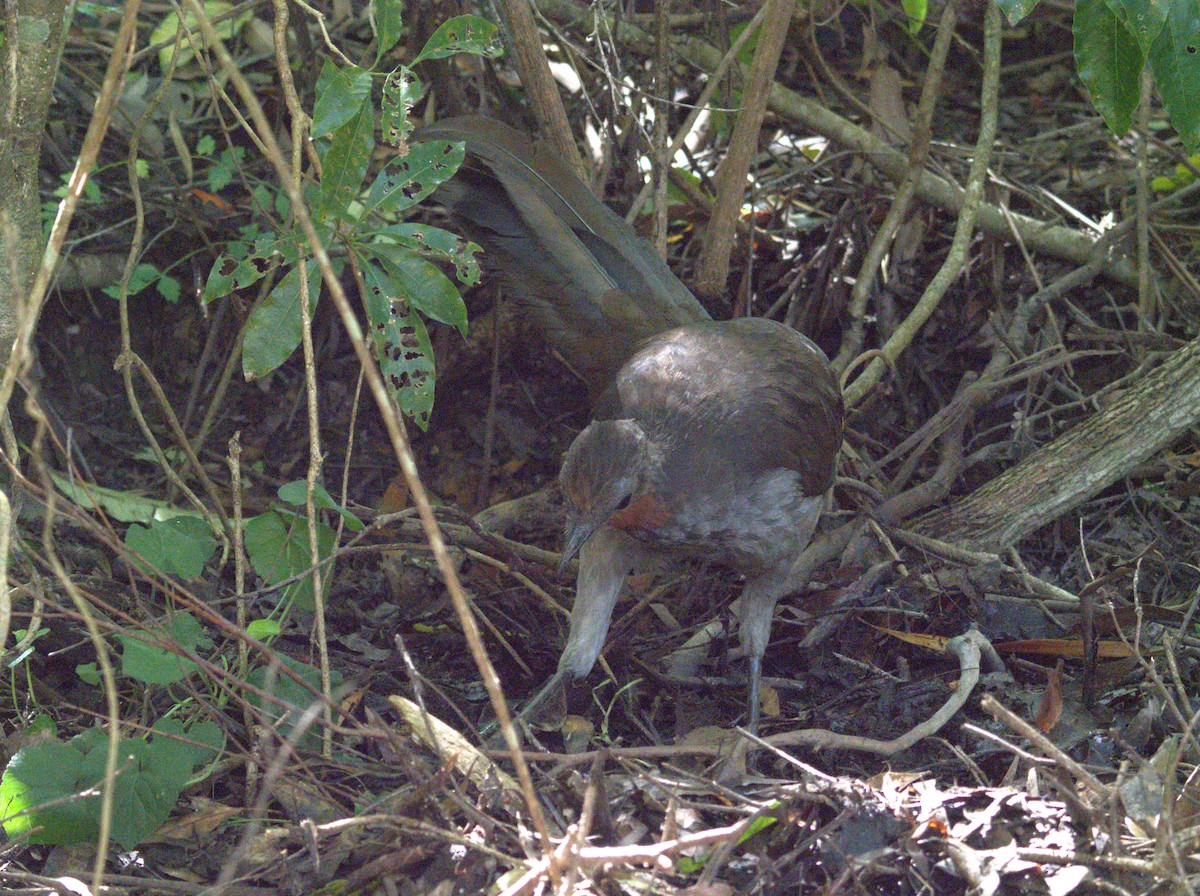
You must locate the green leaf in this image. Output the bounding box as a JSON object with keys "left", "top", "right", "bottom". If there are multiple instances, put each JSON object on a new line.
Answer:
{"left": 312, "top": 61, "right": 373, "bottom": 138}
{"left": 1147, "top": 0, "right": 1200, "bottom": 150}
{"left": 104, "top": 262, "right": 159, "bottom": 300}
{"left": 359, "top": 258, "right": 437, "bottom": 429}
{"left": 0, "top": 719, "right": 219, "bottom": 849}
{"left": 412, "top": 14, "right": 502, "bottom": 65}
{"left": 375, "top": 223, "right": 480, "bottom": 286}
{"left": 246, "top": 656, "right": 343, "bottom": 752}
{"left": 242, "top": 258, "right": 323, "bottom": 379}
{"left": 76, "top": 663, "right": 101, "bottom": 685}
{"left": 317, "top": 99, "right": 375, "bottom": 221}
{"left": 381, "top": 66, "right": 422, "bottom": 146}
{"left": 1104, "top": 0, "right": 1167, "bottom": 57}
{"left": 125, "top": 516, "right": 218, "bottom": 580}
{"left": 277, "top": 480, "right": 364, "bottom": 531}
{"left": 150, "top": 2, "right": 250, "bottom": 71}
{"left": 1074, "top": 0, "right": 1144, "bottom": 135}
{"left": 49, "top": 470, "right": 207, "bottom": 525}
{"left": 201, "top": 227, "right": 278, "bottom": 304}
{"left": 362, "top": 140, "right": 465, "bottom": 220}
{"left": 243, "top": 509, "right": 336, "bottom": 612}
{"left": 245, "top": 618, "right": 281, "bottom": 640}
{"left": 119, "top": 612, "right": 212, "bottom": 685}
{"left": 206, "top": 146, "right": 244, "bottom": 192}
{"left": 368, "top": 246, "right": 468, "bottom": 332}
{"left": 157, "top": 274, "right": 181, "bottom": 303}
{"left": 901, "top": 0, "right": 927, "bottom": 33}
{"left": 995, "top": 0, "right": 1042, "bottom": 24}
{"left": 372, "top": 0, "right": 405, "bottom": 60}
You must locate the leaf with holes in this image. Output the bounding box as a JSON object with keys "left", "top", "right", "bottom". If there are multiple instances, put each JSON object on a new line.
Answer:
{"left": 412, "top": 14, "right": 502, "bottom": 65}
{"left": 376, "top": 223, "right": 480, "bottom": 286}
{"left": 366, "top": 245, "right": 467, "bottom": 334}
{"left": 362, "top": 140, "right": 464, "bottom": 221}
{"left": 381, "top": 66, "right": 422, "bottom": 146}
{"left": 360, "top": 257, "right": 436, "bottom": 429}
{"left": 202, "top": 227, "right": 279, "bottom": 305}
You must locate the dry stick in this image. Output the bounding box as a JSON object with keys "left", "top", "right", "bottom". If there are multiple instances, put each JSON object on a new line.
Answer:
{"left": 758, "top": 628, "right": 987, "bottom": 756}
{"left": 843, "top": 3, "right": 1001, "bottom": 407}
{"left": 271, "top": 0, "right": 333, "bottom": 759}
{"left": 624, "top": 0, "right": 769, "bottom": 224}
{"left": 694, "top": 0, "right": 792, "bottom": 298}
{"left": 980, "top": 693, "right": 1110, "bottom": 800}
{"left": 113, "top": 47, "right": 235, "bottom": 555}
{"left": 650, "top": 0, "right": 671, "bottom": 259}
{"left": 833, "top": 0, "right": 957, "bottom": 375}
{"left": 185, "top": 0, "right": 556, "bottom": 865}
{"left": 495, "top": 0, "right": 585, "bottom": 179}
{"left": 1136, "top": 68, "right": 1155, "bottom": 333}
{"left": 535, "top": 0, "right": 1127, "bottom": 283}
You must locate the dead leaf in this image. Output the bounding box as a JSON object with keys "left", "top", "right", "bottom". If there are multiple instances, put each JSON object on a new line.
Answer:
{"left": 994, "top": 638, "right": 1137, "bottom": 659}
{"left": 1033, "top": 660, "right": 1063, "bottom": 733}
{"left": 389, "top": 695, "right": 520, "bottom": 798}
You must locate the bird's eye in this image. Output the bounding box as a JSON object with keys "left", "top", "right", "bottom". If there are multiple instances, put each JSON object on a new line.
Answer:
{"left": 615, "top": 495, "right": 632, "bottom": 511}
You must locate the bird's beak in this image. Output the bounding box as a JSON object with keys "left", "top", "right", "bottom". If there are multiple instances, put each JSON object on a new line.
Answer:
{"left": 559, "top": 520, "right": 597, "bottom": 574}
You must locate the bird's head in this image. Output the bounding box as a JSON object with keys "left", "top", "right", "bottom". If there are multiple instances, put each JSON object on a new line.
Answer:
{"left": 558, "top": 419, "right": 651, "bottom": 566}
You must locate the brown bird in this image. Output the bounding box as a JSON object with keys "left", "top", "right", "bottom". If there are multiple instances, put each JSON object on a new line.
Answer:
{"left": 419, "top": 117, "right": 843, "bottom": 729}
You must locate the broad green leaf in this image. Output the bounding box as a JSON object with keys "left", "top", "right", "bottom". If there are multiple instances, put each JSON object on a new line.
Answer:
{"left": 359, "top": 258, "right": 436, "bottom": 429}
{"left": 362, "top": 140, "right": 465, "bottom": 220}
{"left": 277, "top": 480, "right": 364, "bottom": 531}
{"left": 246, "top": 618, "right": 281, "bottom": 640}
{"left": 150, "top": 2, "right": 250, "bottom": 71}
{"left": 901, "top": 0, "right": 927, "bottom": 33}
{"left": 312, "top": 61, "right": 373, "bottom": 138}
{"left": 375, "top": 223, "right": 480, "bottom": 285}
{"left": 317, "top": 100, "right": 375, "bottom": 221}
{"left": 119, "top": 612, "right": 212, "bottom": 685}
{"left": 372, "top": 0, "right": 405, "bottom": 60}
{"left": 368, "top": 247, "right": 467, "bottom": 333}
{"left": 0, "top": 719, "right": 219, "bottom": 849}
{"left": 1075, "top": 0, "right": 1144, "bottom": 135}
{"left": 412, "top": 15, "right": 502, "bottom": 65}
{"left": 242, "top": 258, "right": 322, "bottom": 379}
{"left": 243, "top": 509, "right": 336, "bottom": 612}
{"left": 1147, "top": 0, "right": 1200, "bottom": 150}
{"left": 125, "top": 516, "right": 218, "bottom": 580}
{"left": 246, "top": 656, "right": 343, "bottom": 752}
{"left": 1104, "top": 0, "right": 1167, "bottom": 56}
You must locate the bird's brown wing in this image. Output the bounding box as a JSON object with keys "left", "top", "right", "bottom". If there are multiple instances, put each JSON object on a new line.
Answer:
{"left": 602, "top": 318, "right": 843, "bottom": 496}
{"left": 416, "top": 117, "right": 708, "bottom": 393}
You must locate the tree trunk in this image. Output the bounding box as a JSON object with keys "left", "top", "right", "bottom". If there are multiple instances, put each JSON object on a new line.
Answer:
{"left": 915, "top": 338, "right": 1200, "bottom": 552}
{"left": 0, "top": 0, "right": 71, "bottom": 363}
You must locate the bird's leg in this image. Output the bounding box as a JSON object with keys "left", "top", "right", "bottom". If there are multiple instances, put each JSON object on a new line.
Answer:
{"left": 736, "top": 570, "right": 794, "bottom": 734}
